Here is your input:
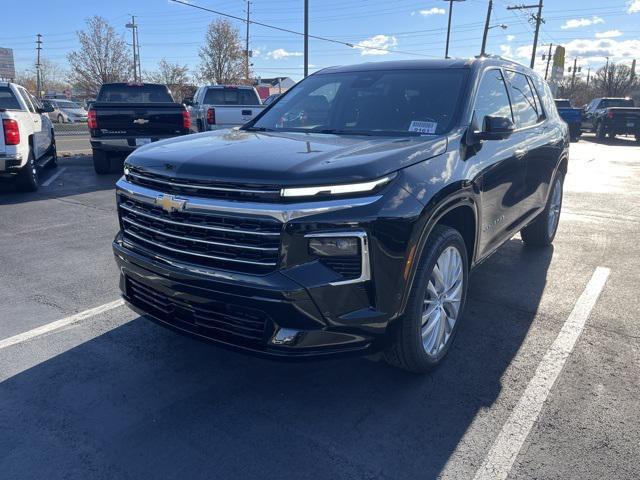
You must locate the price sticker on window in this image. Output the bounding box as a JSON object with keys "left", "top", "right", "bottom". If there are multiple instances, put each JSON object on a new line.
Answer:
{"left": 408, "top": 120, "right": 438, "bottom": 134}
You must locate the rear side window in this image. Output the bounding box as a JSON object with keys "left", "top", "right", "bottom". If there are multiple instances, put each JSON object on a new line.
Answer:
{"left": 504, "top": 70, "right": 540, "bottom": 128}
{"left": 473, "top": 69, "right": 513, "bottom": 127}
{"left": 97, "top": 84, "right": 174, "bottom": 103}
{"left": 203, "top": 88, "right": 260, "bottom": 105}
{"left": 0, "top": 87, "right": 21, "bottom": 110}
{"left": 601, "top": 98, "right": 635, "bottom": 108}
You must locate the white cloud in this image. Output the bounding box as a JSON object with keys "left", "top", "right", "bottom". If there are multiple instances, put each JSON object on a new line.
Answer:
{"left": 354, "top": 35, "right": 398, "bottom": 56}
{"left": 506, "top": 35, "right": 515, "bottom": 42}
{"left": 628, "top": 0, "right": 640, "bottom": 13}
{"left": 595, "top": 30, "right": 622, "bottom": 38}
{"left": 563, "top": 37, "right": 640, "bottom": 60}
{"left": 500, "top": 44, "right": 514, "bottom": 58}
{"left": 415, "top": 7, "right": 446, "bottom": 16}
{"left": 561, "top": 16, "right": 604, "bottom": 29}
{"left": 266, "top": 48, "right": 303, "bottom": 60}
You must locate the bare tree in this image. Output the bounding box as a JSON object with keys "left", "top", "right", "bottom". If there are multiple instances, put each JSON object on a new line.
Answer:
{"left": 15, "top": 59, "right": 69, "bottom": 94}
{"left": 592, "top": 63, "right": 638, "bottom": 97}
{"left": 146, "top": 59, "right": 192, "bottom": 102}
{"left": 198, "top": 19, "right": 245, "bottom": 84}
{"left": 67, "top": 16, "right": 131, "bottom": 97}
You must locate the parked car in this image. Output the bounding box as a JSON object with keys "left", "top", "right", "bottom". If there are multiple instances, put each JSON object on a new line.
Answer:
{"left": 42, "top": 99, "right": 88, "bottom": 123}
{"left": 189, "top": 85, "right": 265, "bottom": 132}
{"left": 112, "top": 58, "right": 568, "bottom": 373}
{"left": 582, "top": 97, "right": 640, "bottom": 141}
{"left": 263, "top": 93, "right": 281, "bottom": 106}
{"left": 0, "top": 82, "right": 57, "bottom": 191}
{"left": 554, "top": 98, "right": 581, "bottom": 142}
{"left": 88, "top": 82, "right": 191, "bottom": 174}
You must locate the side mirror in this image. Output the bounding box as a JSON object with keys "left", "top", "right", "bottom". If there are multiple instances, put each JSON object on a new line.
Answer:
{"left": 476, "top": 115, "right": 515, "bottom": 141}
{"left": 39, "top": 103, "right": 55, "bottom": 113}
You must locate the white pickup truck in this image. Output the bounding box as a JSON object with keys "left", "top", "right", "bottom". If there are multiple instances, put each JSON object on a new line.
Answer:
{"left": 0, "top": 82, "right": 57, "bottom": 191}
{"left": 188, "top": 85, "right": 266, "bottom": 132}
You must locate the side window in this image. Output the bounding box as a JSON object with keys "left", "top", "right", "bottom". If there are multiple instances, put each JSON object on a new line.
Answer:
{"left": 19, "top": 88, "right": 36, "bottom": 113}
{"left": 526, "top": 76, "right": 545, "bottom": 120}
{"left": 504, "top": 70, "right": 540, "bottom": 128}
{"left": 473, "top": 69, "right": 513, "bottom": 129}
{"left": 28, "top": 93, "right": 42, "bottom": 111}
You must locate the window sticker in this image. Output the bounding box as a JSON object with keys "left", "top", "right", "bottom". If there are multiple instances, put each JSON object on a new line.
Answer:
{"left": 408, "top": 120, "right": 438, "bottom": 134}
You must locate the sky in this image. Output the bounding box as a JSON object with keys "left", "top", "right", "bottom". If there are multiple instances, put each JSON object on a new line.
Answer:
{"left": 2, "top": 0, "right": 640, "bottom": 82}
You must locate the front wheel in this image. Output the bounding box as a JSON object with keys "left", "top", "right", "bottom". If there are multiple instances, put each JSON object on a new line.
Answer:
{"left": 385, "top": 225, "right": 468, "bottom": 373}
{"left": 93, "top": 149, "right": 111, "bottom": 174}
{"left": 596, "top": 122, "right": 606, "bottom": 141}
{"left": 521, "top": 173, "right": 564, "bottom": 247}
{"left": 48, "top": 134, "right": 58, "bottom": 168}
{"left": 57, "top": 114, "right": 64, "bottom": 124}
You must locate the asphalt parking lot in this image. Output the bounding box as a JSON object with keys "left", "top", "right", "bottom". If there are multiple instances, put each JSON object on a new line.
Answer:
{"left": 1, "top": 135, "right": 639, "bottom": 480}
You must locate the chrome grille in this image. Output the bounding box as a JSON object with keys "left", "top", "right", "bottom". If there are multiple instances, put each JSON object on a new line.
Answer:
{"left": 126, "top": 168, "right": 282, "bottom": 202}
{"left": 118, "top": 196, "right": 281, "bottom": 274}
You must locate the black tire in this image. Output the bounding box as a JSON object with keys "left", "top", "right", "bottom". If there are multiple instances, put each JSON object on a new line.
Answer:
{"left": 48, "top": 134, "right": 58, "bottom": 168}
{"left": 521, "top": 173, "right": 564, "bottom": 247}
{"left": 57, "top": 114, "right": 64, "bottom": 124}
{"left": 93, "top": 149, "right": 111, "bottom": 174}
{"left": 109, "top": 154, "right": 125, "bottom": 174}
{"left": 596, "top": 122, "right": 606, "bottom": 141}
{"left": 384, "top": 225, "right": 469, "bottom": 373}
{"left": 17, "top": 148, "right": 39, "bottom": 192}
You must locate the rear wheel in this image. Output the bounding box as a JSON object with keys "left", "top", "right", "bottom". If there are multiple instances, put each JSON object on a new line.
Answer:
{"left": 385, "top": 225, "right": 468, "bottom": 373}
{"left": 93, "top": 149, "right": 111, "bottom": 174}
{"left": 596, "top": 122, "right": 606, "bottom": 141}
{"left": 48, "top": 134, "right": 58, "bottom": 168}
{"left": 521, "top": 173, "right": 564, "bottom": 247}
{"left": 17, "top": 148, "right": 39, "bottom": 192}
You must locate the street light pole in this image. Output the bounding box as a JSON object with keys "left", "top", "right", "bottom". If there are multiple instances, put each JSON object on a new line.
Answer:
{"left": 444, "top": 0, "right": 465, "bottom": 59}
{"left": 126, "top": 16, "right": 138, "bottom": 82}
{"left": 480, "top": 0, "right": 493, "bottom": 57}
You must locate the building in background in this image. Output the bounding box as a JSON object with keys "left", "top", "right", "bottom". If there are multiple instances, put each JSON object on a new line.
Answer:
{"left": 0, "top": 47, "right": 16, "bottom": 82}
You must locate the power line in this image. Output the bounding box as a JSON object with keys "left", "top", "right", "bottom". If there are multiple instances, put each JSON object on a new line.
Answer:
{"left": 169, "top": 0, "right": 437, "bottom": 58}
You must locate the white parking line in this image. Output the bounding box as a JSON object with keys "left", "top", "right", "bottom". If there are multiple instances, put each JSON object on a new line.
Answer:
{"left": 473, "top": 266, "right": 610, "bottom": 480}
{"left": 41, "top": 167, "right": 67, "bottom": 187}
{"left": 0, "top": 299, "right": 124, "bottom": 350}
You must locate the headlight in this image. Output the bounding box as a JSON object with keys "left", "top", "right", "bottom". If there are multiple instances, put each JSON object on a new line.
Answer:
{"left": 280, "top": 174, "right": 395, "bottom": 198}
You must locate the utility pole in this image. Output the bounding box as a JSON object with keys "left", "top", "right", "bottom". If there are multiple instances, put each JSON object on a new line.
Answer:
{"left": 135, "top": 23, "right": 142, "bottom": 81}
{"left": 544, "top": 43, "right": 552, "bottom": 80}
{"left": 126, "top": 16, "right": 138, "bottom": 82}
{"left": 586, "top": 66, "right": 591, "bottom": 87}
{"left": 508, "top": 1, "right": 544, "bottom": 68}
{"left": 35, "top": 34, "right": 42, "bottom": 98}
{"left": 245, "top": 1, "right": 251, "bottom": 81}
{"left": 443, "top": 0, "right": 465, "bottom": 59}
{"left": 304, "top": 0, "right": 309, "bottom": 77}
{"left": 480, "top": 0, "right": 493, "bottom": 57}
{"left": 570, "top": 57, "right": 578, "bottom": 88}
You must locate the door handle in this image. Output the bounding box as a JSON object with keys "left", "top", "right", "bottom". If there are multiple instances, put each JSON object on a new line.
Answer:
{"left": 515, "top": 149, "right": 527, "bottom": 159}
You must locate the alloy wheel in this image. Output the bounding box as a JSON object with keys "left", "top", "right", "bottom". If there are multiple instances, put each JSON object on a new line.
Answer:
{"left": 421, "top": 246, "right": 464, "bottom": 356}
{"left": 547, "top": 177, "right": 562, "bottom": 235}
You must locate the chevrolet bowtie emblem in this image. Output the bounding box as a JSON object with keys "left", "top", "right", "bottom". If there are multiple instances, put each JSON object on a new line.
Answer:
{"left": 133, "top": 118, "right": 149, "bottom": 124}
{"left": 155, "top": 194, "right": 187, "bottom": 213}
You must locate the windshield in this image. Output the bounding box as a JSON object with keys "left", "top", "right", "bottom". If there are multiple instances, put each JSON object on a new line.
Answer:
{"left": 602, "top": 98, "right": 635, "bottom": 108}
{"left": 57, "top": 101, "right": 82, "bottom": 109}
{"left": 249, "top": 69, "right": 468, "bottom": 136}
{"left": 203, "top": 88, "right": 261, "bottom": 105}
{"left": 97, "top": 84, "right": 174, "bottom": 103}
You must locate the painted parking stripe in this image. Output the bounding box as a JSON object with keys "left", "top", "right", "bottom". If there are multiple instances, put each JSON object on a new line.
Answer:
{"left": 473, "top": 266, "right": 610, "bottom": 480}
{"left": 41, "top": 167, "right": 67, "bottom": 187}
{"left": 0, "top": 299, "right": 124, "bottom": 350}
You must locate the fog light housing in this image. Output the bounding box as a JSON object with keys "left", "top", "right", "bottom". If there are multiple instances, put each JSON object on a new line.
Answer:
{"left": 309, "top": 237, "right": 359, "bottom": 257}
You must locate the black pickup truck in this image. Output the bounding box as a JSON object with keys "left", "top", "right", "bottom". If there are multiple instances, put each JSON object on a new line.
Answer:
{"left": 113, "top": 58, "right": 568, "bottom": 373}
{"left": 582, "top": 97, "right": 640, "bottom": 142}
{"left": 88, "top": 83, "right": 191, "bottom": 174}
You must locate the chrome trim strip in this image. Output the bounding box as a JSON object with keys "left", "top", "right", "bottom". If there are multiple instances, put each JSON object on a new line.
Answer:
{"left": 123, "top": 230, "right": 277, "bottom": 266}
{"left": 118, "top": 202, "right": 280, "bottom": 237}
{"left": 304, "top": 231, "right": 371, "bottom": 286}
{"left": 122, "top": 217, "right": 278, "bottom": 252}
{"left": 129, "top": 171, "right": 279, "bottom": 195}
{"left": 116, "top": 177, "right": 382, "bottom": 222}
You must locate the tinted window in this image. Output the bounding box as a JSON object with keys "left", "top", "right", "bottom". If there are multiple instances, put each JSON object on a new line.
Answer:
{"left": 555, "top": 100, "right": 571, "bottom": 108}
{"left": 0, "top": 87, "right": 21, "bottom": 110}
{"left": 601, "top": 98, "right": 635, "bottom": 108}
{"left": 203, "top": 88, "right": 260, "bottom": 105}
{"left": 252, "top": 69, "right": 468, "bottom": 136}
{"left": 504, "top": 71, "right": 540, "bottom": 127}
{"left": 97, "top": 84, "right": 174, "bottom": 103}
{"left": 473, "top": 69, "right": 512, "bottom": 128}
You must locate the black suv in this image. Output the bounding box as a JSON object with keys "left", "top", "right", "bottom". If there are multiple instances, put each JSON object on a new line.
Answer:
{"left": 113, "top": 57, "right": 568, "bottom": 373}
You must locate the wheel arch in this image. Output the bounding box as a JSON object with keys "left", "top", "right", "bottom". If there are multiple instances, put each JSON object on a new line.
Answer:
{"left": 396, "top": 190, "right": 478, "bottom": 319}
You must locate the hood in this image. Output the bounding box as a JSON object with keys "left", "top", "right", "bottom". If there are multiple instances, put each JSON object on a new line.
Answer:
{"left": 64, "top": 108, "right": 87, "bottom": 116}
{"left": 127, "top": 129, "right": 448, "bottom": 187}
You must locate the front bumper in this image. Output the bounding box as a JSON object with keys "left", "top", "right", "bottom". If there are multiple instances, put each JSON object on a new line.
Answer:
{"left": 114, "top": 238, "right": 381, "bottom": 359}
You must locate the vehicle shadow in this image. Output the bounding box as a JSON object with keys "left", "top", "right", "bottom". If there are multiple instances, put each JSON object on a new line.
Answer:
{"left": 0, "top": 239, "right": 553, "bottom": 480}
{"left": 0, "top": 155, "right": 121, "bottom": 205}
{"left": 580, "top": 133, "right": 639, "bottom": 147}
